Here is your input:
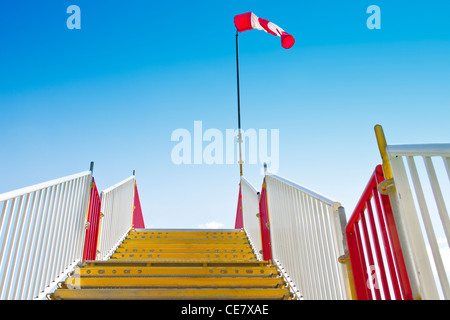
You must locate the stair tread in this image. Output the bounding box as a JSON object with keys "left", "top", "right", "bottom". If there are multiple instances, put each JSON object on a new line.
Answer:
{"left": 50, "top": 288, "right": 292, "bottom": 300}
{"left": 64, "top": 276, "right": 284, "bottom": 288}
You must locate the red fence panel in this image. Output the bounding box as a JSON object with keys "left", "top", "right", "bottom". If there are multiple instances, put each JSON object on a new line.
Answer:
{"left": 235, "top": 184, "right": 243, "bottom": 229}
{"left": 132, "top": 182, "right": 145, "bottom": 229}
{"left": 259, "top": 178, "right": 272, "bottom": 262}
{"left": 345, "top": 165, "right": 413, "bottom": 300}
{"left": 83, "top": 177, "right": 101, "bottom": 261}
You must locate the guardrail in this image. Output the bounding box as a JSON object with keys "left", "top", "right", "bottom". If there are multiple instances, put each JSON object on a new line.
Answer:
{"left": 387, "top": 144, "right": 450, "bottom": 299}
{"left": 265, "top": 174, "right": 350, "bottom": 300}
{"left": 0, "top": 170, "right": 91, "bottom": 300}
{"left": 240, "top": 177, "right": 263, "bottom": 260}
{"left": 346, "top": 165, "right": 413, "bottom": 300}
{"left": 96, "top": 175, "right": 136, "bottom": 260}
{"left": 376, "top": 125, "right": 450, "bottom": 300}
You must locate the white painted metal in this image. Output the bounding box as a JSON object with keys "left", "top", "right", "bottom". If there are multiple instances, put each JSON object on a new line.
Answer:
{"left": 96, "top": 175, "right": 135, "bottom": 261}
{"left": 265, "top": 174, "right": 349, "bottom": 300}
{"left": 0, "top": 171, "right": 91, "bottom": 300}
{"left": 387, "top": 144, "right": 450, "bottom": 299}
{"left": 240, "top": 177, "right": 263, "bottom": 260}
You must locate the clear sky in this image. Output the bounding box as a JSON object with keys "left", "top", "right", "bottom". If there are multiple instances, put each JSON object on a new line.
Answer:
{"left": 1, "top": 0, "right": 449, "bottom": 230}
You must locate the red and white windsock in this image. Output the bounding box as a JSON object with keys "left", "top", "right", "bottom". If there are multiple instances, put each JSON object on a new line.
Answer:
{"left": 234, "top": 12, "right": 295, "bottom": 49}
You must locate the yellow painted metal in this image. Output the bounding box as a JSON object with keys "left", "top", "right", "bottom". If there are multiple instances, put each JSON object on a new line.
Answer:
{"left": 75, "top": 267, "right": 278, "bottom": 278}
{"left": 122, "top": 239, "right": 249, "bottom": 244}
{"left": 128, "top": 231, "right": 246, "bottom": 239}
{"left": 65, "top": 276, "right": 284, "bottom": 289}
{"left": 338, "top": 254, "right": 358, "bottom": 300}
{"left": 119, "top": 242, "right": 251, "bottom": 249}
{"left": 50, "top": 288, "right": 291, "bottom": 300}
{"left": 81, "top": 260, "right": 271, "bottom": 267}
{"left": 114, "top": 247, "right": 253, "bottom": 254}
{"left": 50, "top": 230, "right": 291, "bottom": 300}
{"left": 110, "top": 252, "right": 256, "bottom": 260}
{"left": 374, "top": 124, "right": 393, "bottom": 180}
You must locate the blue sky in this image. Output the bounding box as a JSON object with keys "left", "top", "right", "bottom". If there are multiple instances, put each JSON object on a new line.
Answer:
{"left": 1, "top": 0, "right": 449, "bottom": 229}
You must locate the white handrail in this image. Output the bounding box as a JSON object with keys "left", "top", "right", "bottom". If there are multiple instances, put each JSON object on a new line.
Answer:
{"left": 268, "top": 174, "right": 337, "bottom": 206}
{"left": 388, "top": 144, "right": 450, "bottom": 299}
{"left": 96, "top": 176, "right": 135, "bottom": 260}
{"left": 387, "top": 143, "right": 450, "bottom": 157}
{"left": 240, "top": 177, "right": 263, "bottom": 260}
{"left": 265, "top": 173, "right": 349, "bottom": 300}
{"left": 0, "top": 171, "right": 91, "bottom": 300}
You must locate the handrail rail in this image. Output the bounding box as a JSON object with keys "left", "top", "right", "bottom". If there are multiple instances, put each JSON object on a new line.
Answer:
{"left": 267, "top": 173, "right": 337, "bottom": 206}
{"left": 102, "top": 176, "right": 135, "bottom": 194}
{"left": 387, "top": 143, "right": 450, "bottom": 157}
{"left": 0, "top": 170, "right": 91, "bottom": 299}
{"left": 0, "top": 171, "right": 91, "bottom": 202}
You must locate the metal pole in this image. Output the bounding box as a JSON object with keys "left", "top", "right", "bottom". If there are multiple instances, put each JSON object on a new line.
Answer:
{"left": 236, "top": 31, "right": 244, "bottom": 177}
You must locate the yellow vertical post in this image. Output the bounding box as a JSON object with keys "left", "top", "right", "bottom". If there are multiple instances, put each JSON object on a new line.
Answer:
{"left": 374, "top": 125, "right": 393, "bottom": 180}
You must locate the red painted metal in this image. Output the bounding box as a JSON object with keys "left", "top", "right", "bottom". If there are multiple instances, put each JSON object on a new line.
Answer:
{"left": 132, "top": 182, "right": 145, "bottom": 229}
{"left": 345, "top": 165, "right": 413, "bottom": 300}
{"left": 259, "top": 178, "right": 272, "bottom": 262}
{"left": 83, "top": 177, "right": 101, "bottom": 261}
{"left": 235, "top": 184, "right": 243, "bottom": 229}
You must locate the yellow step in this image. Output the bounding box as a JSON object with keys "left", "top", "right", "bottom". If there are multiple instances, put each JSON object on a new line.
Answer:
{"left": 127, "top": 233, "right": 247, "bottom": 240}
{"left": 81, "top": 260, "right": 271, "bottom": 268}
{"left": 50, "top": 288, "right": 292, "bottom": 300}
{"left": 114, "top": 247, "right": 253, "bottom": 254}
{"left": 129, "top": 230, "right": 245, "bottom": 237}
{"left": 110, "top": 252, "right": 256, "bottom": 260}
{"left": 74, "top": 265, "right": 279, "bottom": 277}
{"left": 118, "top": 242, "right": 251, "bottom": 249}
{"left": 121, "top": 239, "right": 249, "bottom": 244}
{"left": 63, "top": 276, "right": 284, "bottom": 289}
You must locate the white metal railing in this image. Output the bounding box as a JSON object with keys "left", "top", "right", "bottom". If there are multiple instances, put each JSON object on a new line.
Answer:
{"left": 265, "top": 174, "right": 349, "bottom": 300}
{"left": 240, "top": 177, "right": 263, "bottom": 260}
{"left": 0, "top": 171, "right": 92, "bottom": 300}
{"left": 387, "top": 143, "right": 450, "bottom": 299}
{"left": 96, "top": 175, "right": 135, "bottom": 260}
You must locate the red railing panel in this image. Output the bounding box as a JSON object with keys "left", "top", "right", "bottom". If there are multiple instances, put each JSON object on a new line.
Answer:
{"left": 235, "top": 184, "right": 243, "bottom": 229}
{"left": 259, "top": 178, "right": 272, "bottom": 261}
{"left": 345, "top": 165, "right": 413, "bottom": 300}
{"left": 132, "top": 182, "right": 145, "bottom": 229}
{"left": 83, "top": 177, "right": 101, "bottom": 261}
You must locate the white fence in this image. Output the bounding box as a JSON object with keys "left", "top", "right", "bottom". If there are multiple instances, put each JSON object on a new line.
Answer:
{"left": 0, "top": 171, "right": 92, "bottom": 300}
{"left": 265, "top": 174, "right": 349, "bottom": 300}
{"left": 96, "top": 175, "right": 135, "bottom": 260}
{"left": 240, "top": 177, "right": 263, "bottom": 260}
{"left": 387, "top": 143, "right": 450, "bottom": 299}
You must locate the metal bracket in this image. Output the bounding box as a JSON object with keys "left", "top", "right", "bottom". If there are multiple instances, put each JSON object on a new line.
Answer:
{"left": 377, "top": 179, "right": 395, "bottom": 195}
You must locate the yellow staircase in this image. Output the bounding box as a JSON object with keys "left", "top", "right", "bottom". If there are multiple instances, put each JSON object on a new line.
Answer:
{"left": 49, "top": 229, "right": 292, "bottom": 300}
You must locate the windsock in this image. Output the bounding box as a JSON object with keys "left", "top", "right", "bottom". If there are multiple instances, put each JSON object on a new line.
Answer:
{"left": 234, "top": 12, "right": 295, "bottom": 49}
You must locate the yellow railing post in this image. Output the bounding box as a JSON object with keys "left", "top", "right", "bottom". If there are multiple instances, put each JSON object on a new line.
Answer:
{"left": 374, "top": 124, "right": 393, "bottom": 180}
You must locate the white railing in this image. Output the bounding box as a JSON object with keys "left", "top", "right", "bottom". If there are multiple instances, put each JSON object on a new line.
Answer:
{"left": 265, "top": 174, "right": 349, "bottom": 300}
{"left": 0, "top": 171, "right": 92, "bottom": 300}
{"left": 96, "top": 175, "right": 135, "bottom": 260}
{"left": 240, "top": 177, "right": 263, "bottom": 260}
{"left": 387, "top": 143, "right": 450, "bottom": 299}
